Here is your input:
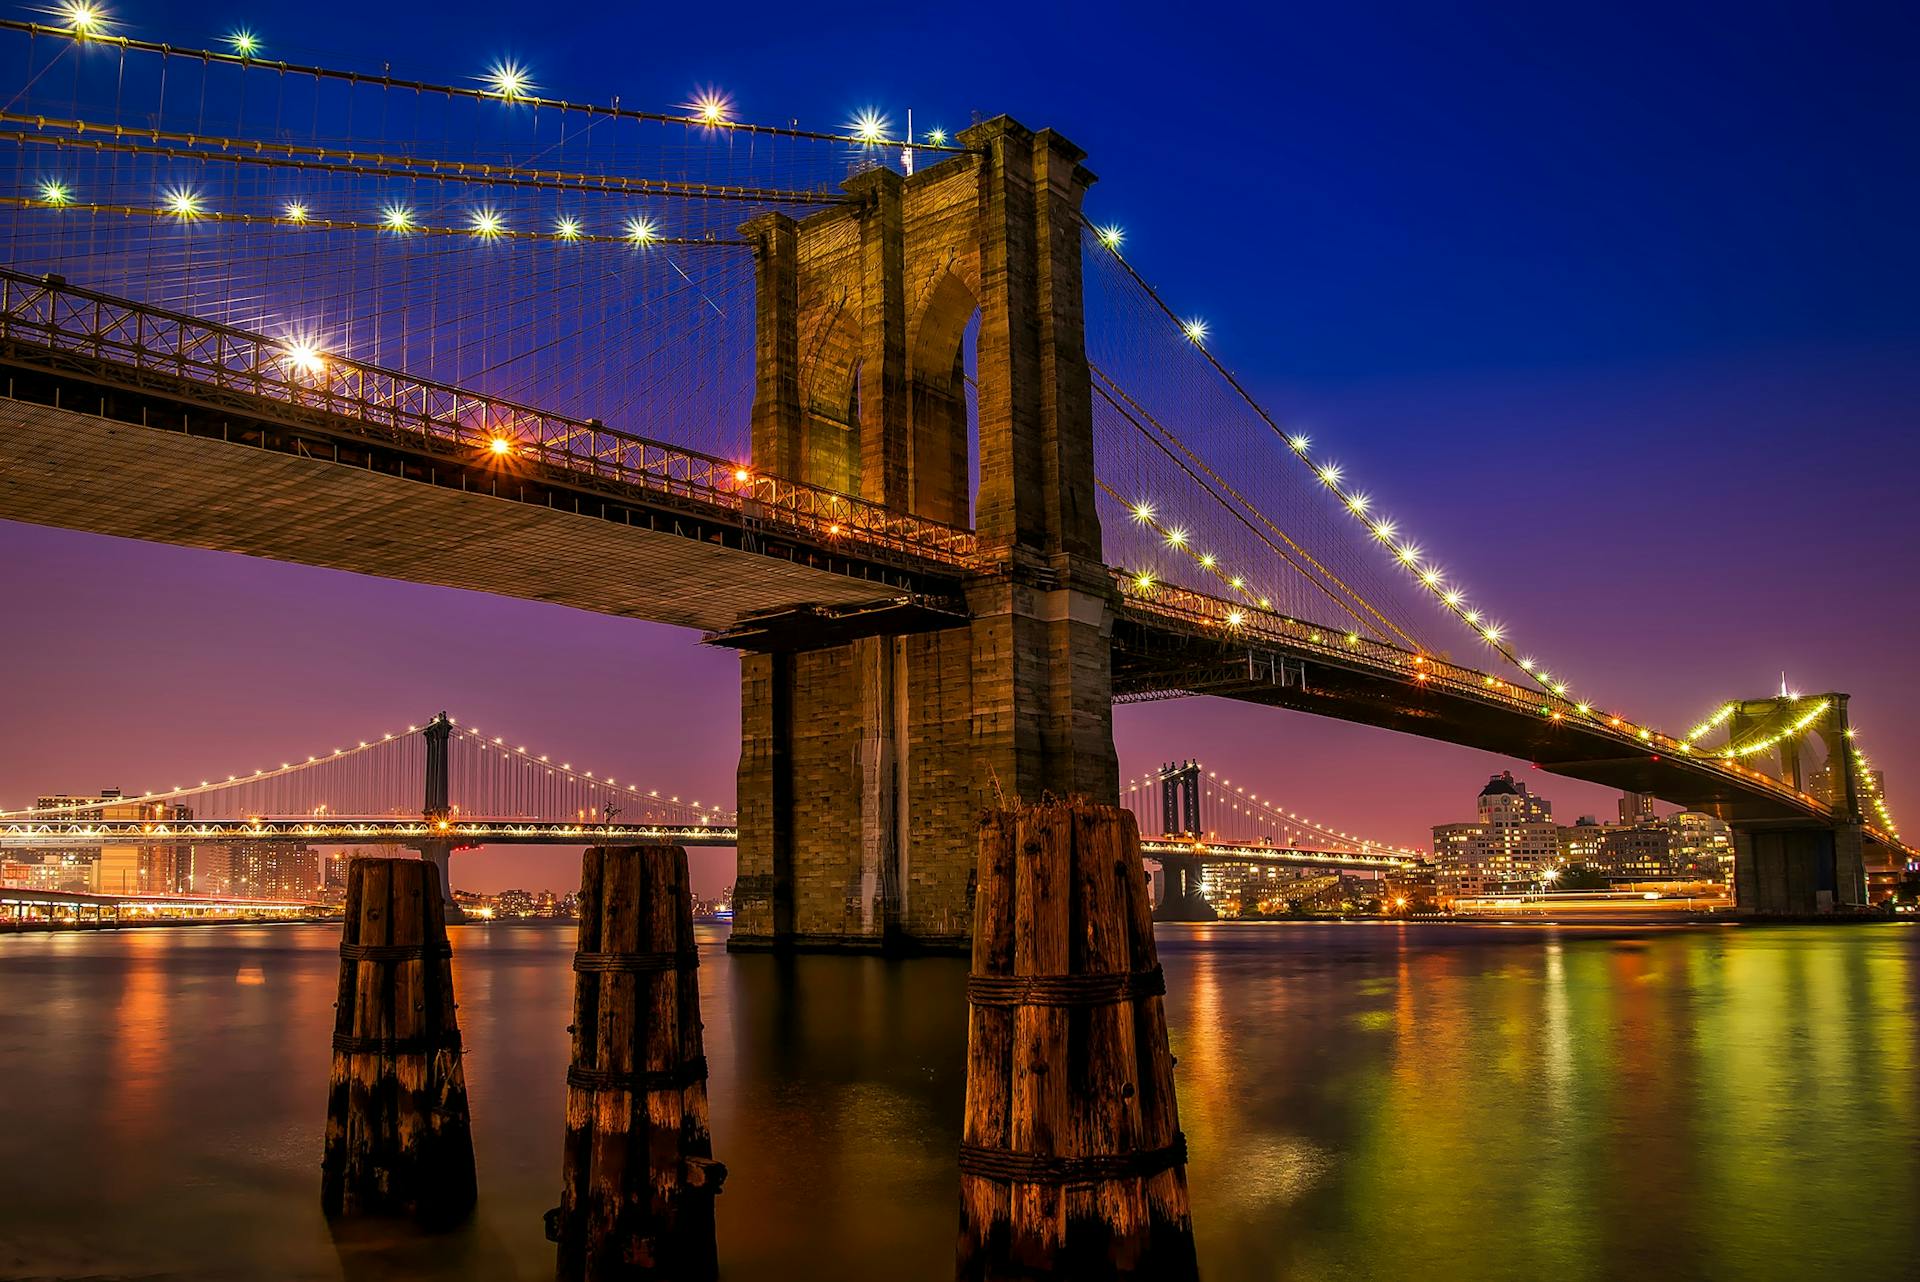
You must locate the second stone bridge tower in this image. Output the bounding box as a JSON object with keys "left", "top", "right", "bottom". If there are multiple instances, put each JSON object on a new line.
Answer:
{"left": 729, "top": 118, "right": 1118, "bottom": 952}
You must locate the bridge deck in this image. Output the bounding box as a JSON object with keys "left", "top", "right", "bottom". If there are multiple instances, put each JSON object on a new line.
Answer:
{"left": 1117, "top": 589, "right": 1908, "bottom": 859}
{"left": 0, "top": 273, "right": 1905, "bottom": 864}
{"left": 0, "top": 817, "right": 736, "bottom": 846}
{"left": 0, "top": 390, "right": 936, "bottom": 634}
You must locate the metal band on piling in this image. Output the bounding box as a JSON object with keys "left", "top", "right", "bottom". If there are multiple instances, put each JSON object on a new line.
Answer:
{"left": 964, "top": 965, "right": 1165, "bottom": 1008}
{"left": 957, "top": 1134, "right": 1189, "bottom": 1185}
{"left": 339, "top": 941, "right": 453, "bottom": 962}
{"left": 331, "top": 1030, "right": 464, "bottom": 1055}
{"left": 565, "top": 1056, "right": 708, "bottom": 1092}
{"left": 572, "top": 949, "right": 699, "bottom": 973}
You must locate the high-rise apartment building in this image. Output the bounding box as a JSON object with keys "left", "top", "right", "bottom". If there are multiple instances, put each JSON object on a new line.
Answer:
{"left": 1433, "top": 772, "right": 1559, "bottom": 899}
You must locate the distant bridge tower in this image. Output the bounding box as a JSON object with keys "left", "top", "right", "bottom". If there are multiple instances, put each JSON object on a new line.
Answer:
{"left": 1724, "top": 693, "right": 1866, "bottom": 913}
{"left": 1160, "top": 760, "right": 1202, "bottom": 837}
{"left": 416, "top": 712, "right": 458, "bottom": 914}
{"left": 1153, "top": 760, "right": 1214, "bottom": 923}
{"left": 423, "top": 711, "right": 452, "bottom": 824}
{"left": 730, "top": 118, "right": 1119, "bottom": 953}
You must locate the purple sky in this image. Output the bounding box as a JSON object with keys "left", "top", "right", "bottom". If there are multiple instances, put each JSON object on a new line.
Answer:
{"left": 2, "top": 0, "right": 1915, "bottom": 898}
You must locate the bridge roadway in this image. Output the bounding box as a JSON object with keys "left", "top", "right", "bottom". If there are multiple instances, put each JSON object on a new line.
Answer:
{"left": 0, "top": 270, "right": 1907, "bottom": 865}
{"left": 0, "top": 883, "right": 324, "bottom": 912}
{"left": 0, "top": 816, "right": 736, "bottom": 848}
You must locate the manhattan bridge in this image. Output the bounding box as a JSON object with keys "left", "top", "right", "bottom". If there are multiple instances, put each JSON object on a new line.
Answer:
{"left": 0, "top": 7, "right": 1906, "bottom": 947}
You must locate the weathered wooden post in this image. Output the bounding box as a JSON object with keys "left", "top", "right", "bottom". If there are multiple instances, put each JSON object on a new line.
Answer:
{"left": 321, "top": 857, "right": 476, "bottom": 1225}
{"left": 551, "top": 845, "right": 724, "bottom": 1282}
{"left": 957, "top": 801, "right": 1199, "bottom": 1281}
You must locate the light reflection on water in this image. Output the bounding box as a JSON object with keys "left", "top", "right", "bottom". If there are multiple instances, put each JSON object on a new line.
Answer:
{"left": 1, "top": 920, "right": 1916, "bottom": 1280}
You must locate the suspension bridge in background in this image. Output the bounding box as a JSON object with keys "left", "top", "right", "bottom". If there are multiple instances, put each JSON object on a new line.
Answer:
{"left": 0, "top": 10, "right": 1907, "bottom": 949}
{"left": 0, "top": 710, "right": 1421, "bottom": 918}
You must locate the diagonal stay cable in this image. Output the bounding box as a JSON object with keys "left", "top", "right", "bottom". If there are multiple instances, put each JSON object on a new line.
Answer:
{"left": 1092, "top": 367, "right": 1423, "bottom": 649}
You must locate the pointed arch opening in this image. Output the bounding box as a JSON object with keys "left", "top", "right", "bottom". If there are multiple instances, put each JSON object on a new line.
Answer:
{"left": 908, "top": 270, "right": 981, "bottom": 526}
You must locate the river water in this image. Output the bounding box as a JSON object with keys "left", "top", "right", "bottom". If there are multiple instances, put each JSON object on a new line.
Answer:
{"left": 2, "top": 920, "right": 1917, "bottom": 1281}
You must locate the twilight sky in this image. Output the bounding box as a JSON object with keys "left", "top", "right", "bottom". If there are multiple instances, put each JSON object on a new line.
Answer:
{"left": 2, "top": 0, "right": 1915, "bottom": 897}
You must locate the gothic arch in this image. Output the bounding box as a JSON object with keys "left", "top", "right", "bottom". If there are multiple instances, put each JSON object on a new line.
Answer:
{"left": 906, "top": 269, "right": 979, "bottom": 525}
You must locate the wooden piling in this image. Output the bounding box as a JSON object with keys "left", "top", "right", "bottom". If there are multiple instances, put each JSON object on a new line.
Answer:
{"left": 552, "top": 845, "right": 724, "bottom": 1282}
{"left": 957, "top": 801, "right": 1199, "bottom": 1281}
{"left": 321, "top": 856, "right": 476, "bottom": 1225}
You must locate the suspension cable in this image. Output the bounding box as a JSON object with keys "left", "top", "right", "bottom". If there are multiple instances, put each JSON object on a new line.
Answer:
{"left": 0, "top": 114, "right": 846, "bottom": 205}
{"left": 1088, "top": 223, "right": 1566, "bottom": 694}
{"left": 0, "top": 195, "right": 748, "bottom": 246}
{"left": 0, "top": 20, "right": 975, "bottom": 154}
{"left": 1094, "top": 367, "right": 1425, "bottom": 650}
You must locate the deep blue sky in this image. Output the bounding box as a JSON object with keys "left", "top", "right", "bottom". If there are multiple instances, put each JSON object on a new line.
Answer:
{"left": 3, "top": 0, "right": 1915, "bottom": 894}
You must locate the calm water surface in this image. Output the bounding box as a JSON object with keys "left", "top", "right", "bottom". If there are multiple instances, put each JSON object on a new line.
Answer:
{"left": 3, "top": 920, "right": 1918, "bottom": 1281}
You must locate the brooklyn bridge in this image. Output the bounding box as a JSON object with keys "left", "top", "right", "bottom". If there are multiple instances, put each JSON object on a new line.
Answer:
{"left": 0, "top": 11, "right": 1905, "bottom": 950}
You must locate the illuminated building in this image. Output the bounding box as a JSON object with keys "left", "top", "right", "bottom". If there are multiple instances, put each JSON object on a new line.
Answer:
{"left": 1433, "top": 771, "right": 1559, "bottom": 899}
{"left": 1595, "top": 826, "right": 1674, "bottom": 881}
{"left": 1663, "top": 811, "right": 1735, "bottom": 882}
{"left": 187, "top": 842, "right": 322, "bottom": 899}
{"left": 22, "top": 790, "right": 192, "bottom": 894}
{"left": 1553, "top": 804, "right": 1729, "bottom": 885}
{"left": 1558, "top": 816, "right": 1607, "bottom": 867}
{"left": 1198, "top": 863, "right": 1336, "bottom": 917}
{"left": 1618, "top": 790, "right": 1656, "bottom": 826}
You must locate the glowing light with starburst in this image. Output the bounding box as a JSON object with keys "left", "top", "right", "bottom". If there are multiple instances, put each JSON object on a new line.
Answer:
{"left": 688, "top": 90, "right": 730, "bottom": 125}
{"left": 281, "top": 340, "right": 326, "bottom": 376}
{"left": 59, "top": 1, "right": 105, "bottom": 36}
{"left": 485, "top": 61, "right": 532, "bottom": 100}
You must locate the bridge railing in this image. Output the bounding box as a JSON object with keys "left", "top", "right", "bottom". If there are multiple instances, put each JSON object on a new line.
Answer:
{"left": 0, "top": 269, "right": 978, "bottom": 569}
{"left": 1116, "top": 574, "right": 1842, "bottom": 821}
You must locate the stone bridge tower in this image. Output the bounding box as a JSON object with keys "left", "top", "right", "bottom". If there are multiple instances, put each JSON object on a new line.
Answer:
{"left": 729, "top": 118, "right": 1119, "bottom": 952}
{"left": 1725, "top": 693, "right": 1868, "bottom": 913}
